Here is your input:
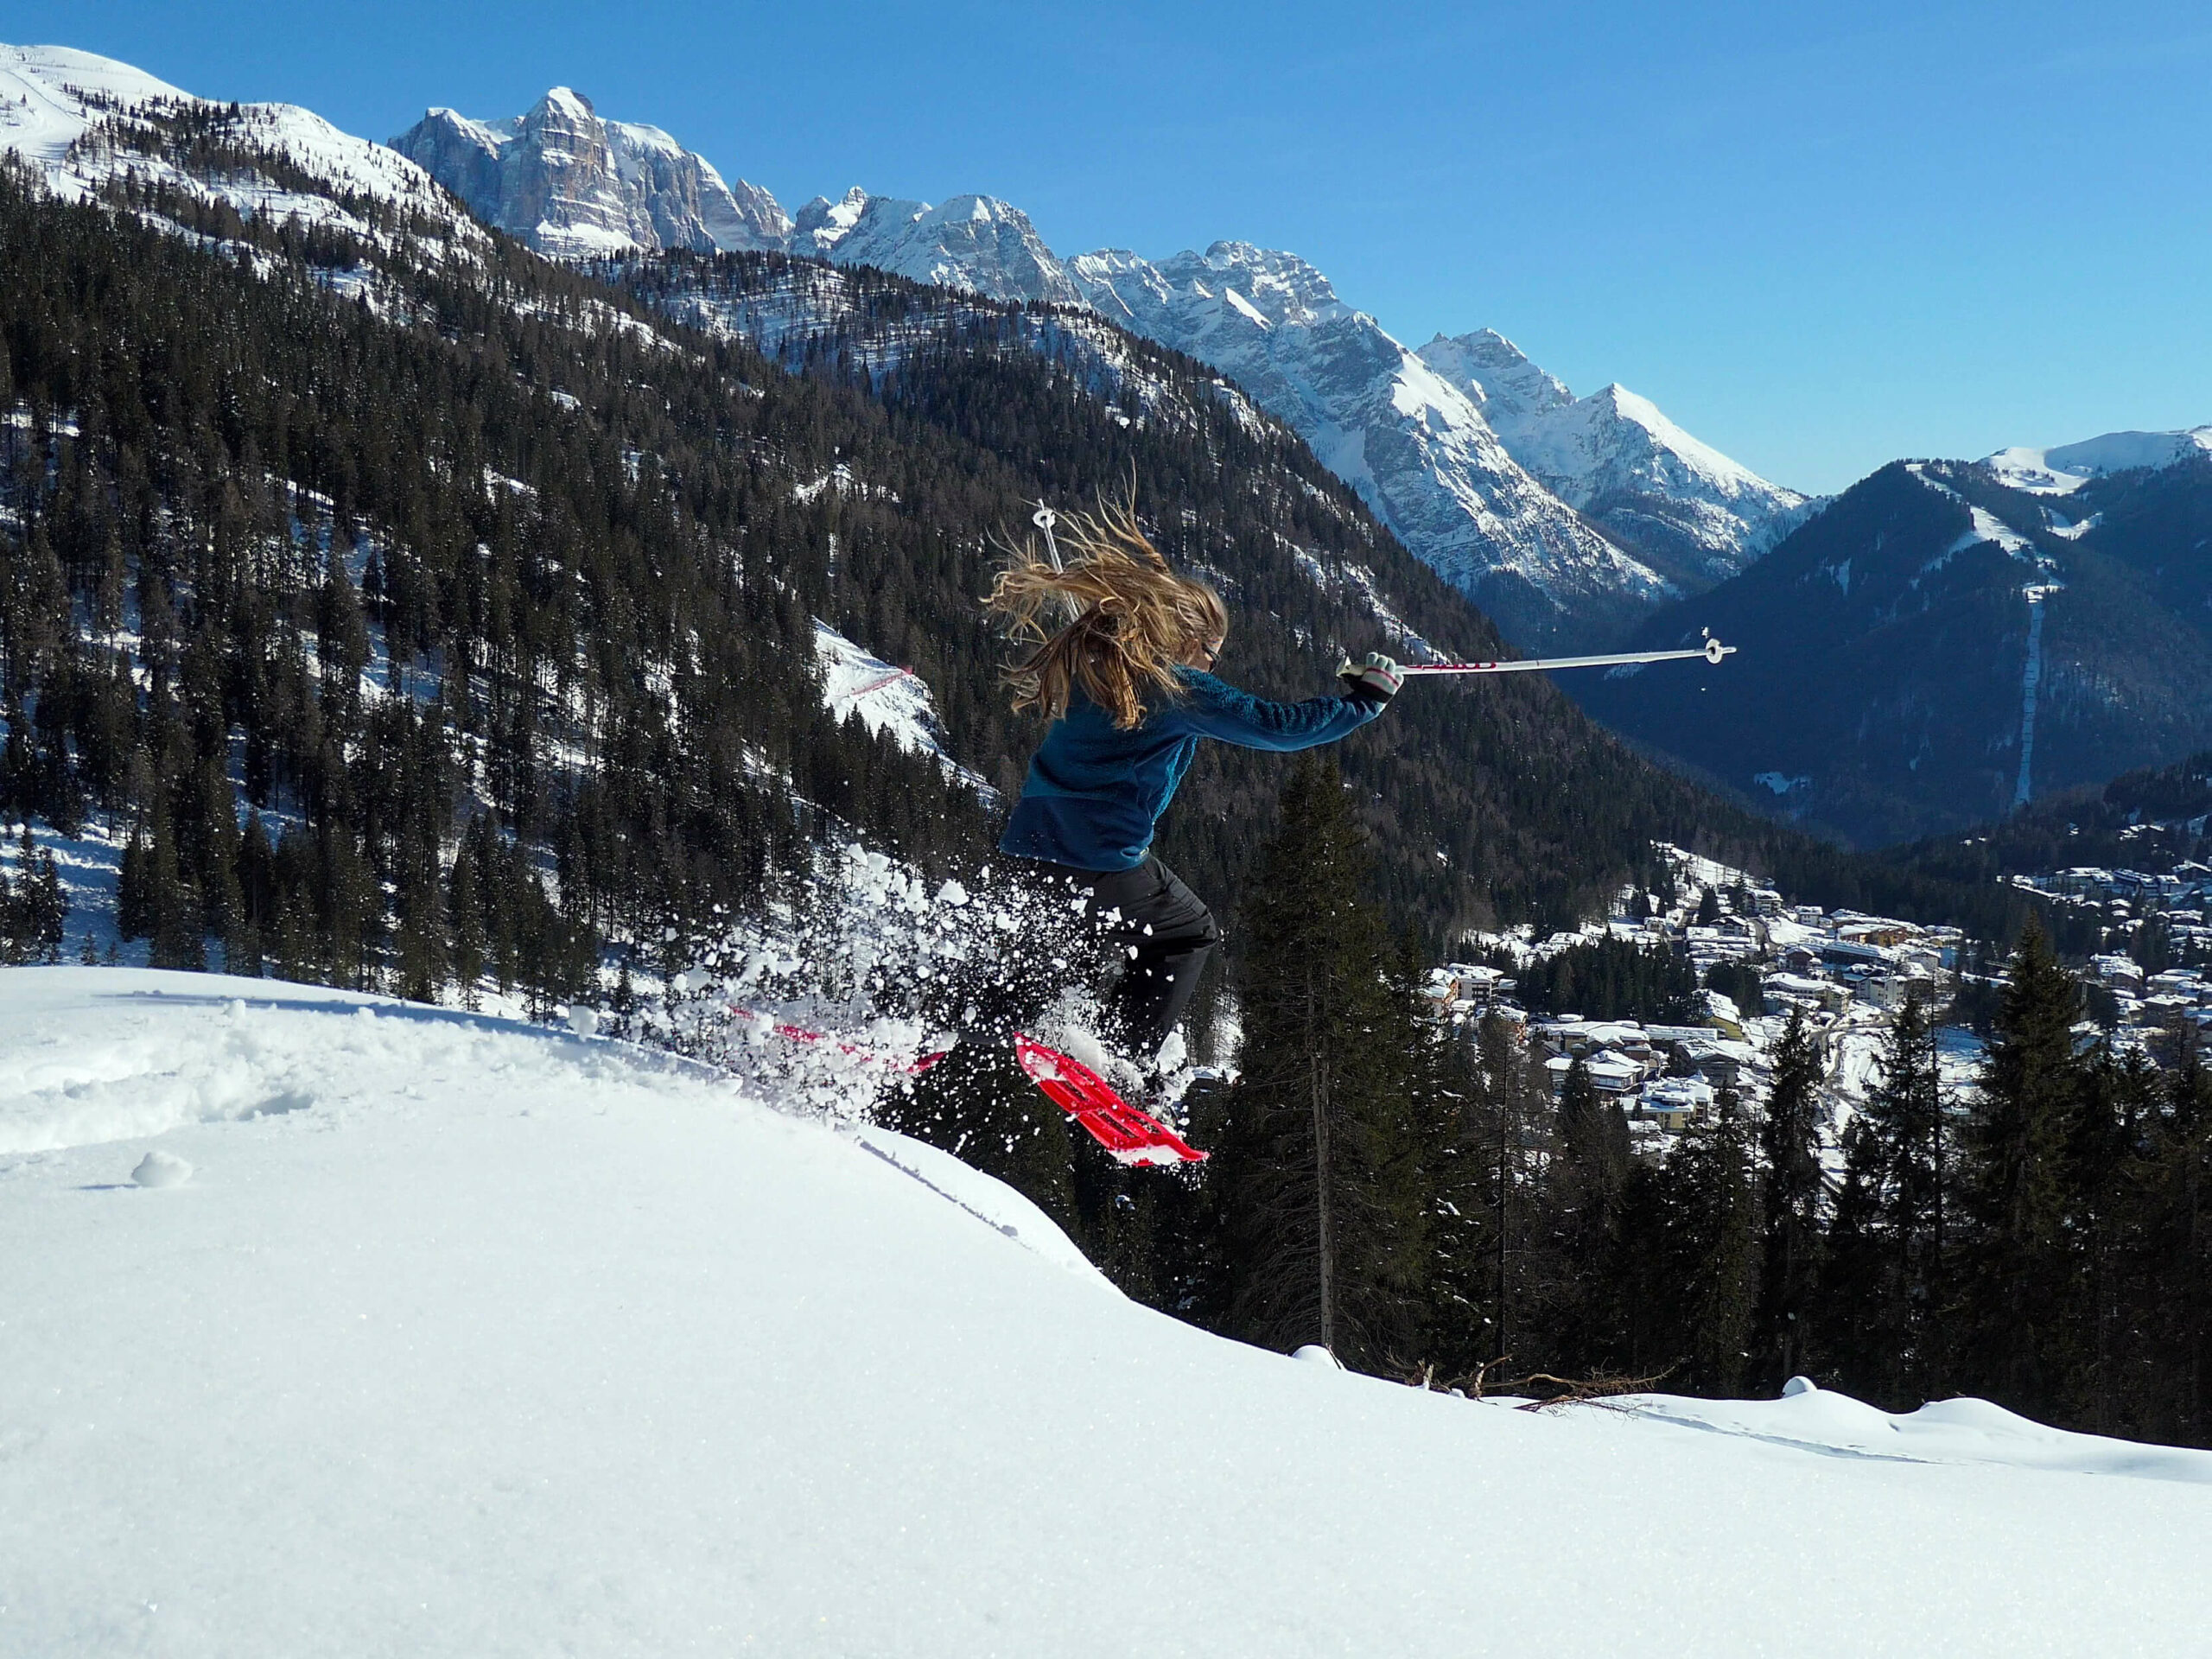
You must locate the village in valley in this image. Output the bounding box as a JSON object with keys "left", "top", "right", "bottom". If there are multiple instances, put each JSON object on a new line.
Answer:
{"left": 1427, "top": 842, "right": 2212, "bottom": 1158}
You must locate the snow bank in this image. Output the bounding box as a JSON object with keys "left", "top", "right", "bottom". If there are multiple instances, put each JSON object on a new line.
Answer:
{"left": 3, "top": 967, "right": 2209, "bottom": 1656}
{"left": 1620, "top": 1382, "right": 2212, "bottom": 1483}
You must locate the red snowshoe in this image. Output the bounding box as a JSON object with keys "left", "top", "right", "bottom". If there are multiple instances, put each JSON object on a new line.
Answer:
{"left": 1013, "top": 1033, "right": 1209, "bottom": 1166}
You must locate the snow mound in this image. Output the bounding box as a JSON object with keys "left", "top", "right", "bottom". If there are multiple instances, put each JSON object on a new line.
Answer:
{"left": 130, "top": 1147, "right": 192, "bottom": 1188}
{"left": 1622, "top": 1384, "right": 2212, "bottom": 1483}
{"left": 3, "top": 967, "right": 2210, "bottom": 1655}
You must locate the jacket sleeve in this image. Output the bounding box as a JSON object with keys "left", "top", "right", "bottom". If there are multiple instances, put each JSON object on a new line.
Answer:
{"left": 1167, "top": 670, "right": 1384, "bottom": 752}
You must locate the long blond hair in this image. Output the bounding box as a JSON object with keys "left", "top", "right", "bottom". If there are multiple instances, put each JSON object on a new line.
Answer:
{"left": 984, "top": 496, "right": 1227, "bottom": 731}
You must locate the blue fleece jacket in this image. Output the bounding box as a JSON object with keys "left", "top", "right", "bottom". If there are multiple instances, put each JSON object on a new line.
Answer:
{"left": 998, "top": 669, "right": 1384, "bottom": 872}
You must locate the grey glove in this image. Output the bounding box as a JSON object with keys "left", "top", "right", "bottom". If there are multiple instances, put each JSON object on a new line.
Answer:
{"left": 1337, "top": 652, "right": 1403, "bottom": 705}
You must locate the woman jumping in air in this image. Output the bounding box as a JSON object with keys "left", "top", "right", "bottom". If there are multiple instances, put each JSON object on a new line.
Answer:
{"left": 980, "top": 496, "right": 1402, "bottom": 1103}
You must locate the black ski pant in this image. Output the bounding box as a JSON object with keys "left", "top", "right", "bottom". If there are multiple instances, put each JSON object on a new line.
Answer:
{"left": 1030, "top": 854, "right": 1222, "bottom": 1065}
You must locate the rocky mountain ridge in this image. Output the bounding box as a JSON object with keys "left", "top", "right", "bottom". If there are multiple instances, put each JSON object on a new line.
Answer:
{"left": 1417, "top": 328, "right": 1815, "bottom": 591}
{"left": 391, "top": 88, "right": 788, "bottom": 257}
{"left": 1064, "top": 240, "right": 1667, "bottom": 644}
{"left": 390, "top": 91, "right": 1805, "bottom": 649}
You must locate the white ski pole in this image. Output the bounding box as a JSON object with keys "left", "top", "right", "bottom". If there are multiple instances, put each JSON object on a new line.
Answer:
{"left": 1033, "top": 501, "right": 1083, "bottom": 623}
{"left": 1032, "top": 501, "right": 1064, "bottom": 571}
{"left": 1382, "top": 630, "right": 1736, "bottom": 677}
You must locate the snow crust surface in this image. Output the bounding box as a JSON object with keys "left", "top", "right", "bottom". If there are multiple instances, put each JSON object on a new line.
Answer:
{"left": 4, "top": 968, "right": 2211, "bottom": 1656}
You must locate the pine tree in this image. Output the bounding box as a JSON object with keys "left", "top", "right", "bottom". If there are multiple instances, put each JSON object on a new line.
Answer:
{"left": 2133, "top": 1048, "right": 2212, "bottom": 1441}
{"left": 1961, "top": 916, "right": 2083, "bottom": 1417}
{"left": 1817, "top": 988, "right": 1949, "bottom": 1405}
{"left": 448, "top": 841, "right": 486, "bottom": 1009}
{"left": 1542, "top": 1055, "right": 1632, "bottom": 1368}
{"left": 1216, "top": 753, "right": 1441, "bottom": 1369}
{"left": 1478, "top": 1012, "right": 1539, "bottom": 1363}
{"left": 1621, "top": 1084, "right": 1760, "bottom": 1393}
{"left": 1756, "top": 1009, "right": 1827, "bottom": 1387}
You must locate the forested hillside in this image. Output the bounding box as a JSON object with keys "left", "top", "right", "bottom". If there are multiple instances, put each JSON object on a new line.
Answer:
{"left": 1575, "top": 456, "right": 2212, "bottom": 847}
{"left": 1875, "top": 749, "right": 2212, "bottom": 906}
{"left": 0, "top": 109, "right": 2017, "bottom": 1017}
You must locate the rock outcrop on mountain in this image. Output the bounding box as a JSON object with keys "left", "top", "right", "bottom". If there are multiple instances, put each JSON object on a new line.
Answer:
{"left": 1417, "top": 329, "right": 1813, "bottom": 589}
{"left": 1068, "top": 243, "right": 1669, "bottom": 646}
{"left": 1572, "top": 438, "right": 2212, "bottom": 846}
{"left": 391, "top": 90, "right": 788, "bottom": 257}
{"left": 794, "top": 187, "right": 1081, "bottom": 305}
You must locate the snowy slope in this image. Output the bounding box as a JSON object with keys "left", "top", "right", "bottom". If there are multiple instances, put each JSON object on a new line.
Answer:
{"left": 0, "top": 42, "right": 474, "bottom": 249}
{"left": 814, "top": 619, "right": 995, "bottom": 798}
{"left": 6, "top": 967, "right": 2211, "bottom": 1656}
{"left": 1418, "top": 328, "right": 1813, "bottom": 587}
{"left": 1070, "top": 244, "right": 1669, "bottom": 646}
{"left": 1982, "top": 426, "right": 2212, "bottom": 495}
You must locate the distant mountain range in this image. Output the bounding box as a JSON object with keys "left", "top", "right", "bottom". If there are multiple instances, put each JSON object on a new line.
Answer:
{"left": 16, "top": 44, "right": 2207, "bottom": 852}
{"left": 1572, "top": 432, "right": 2212, "bottom": 846}
{"left": 3, "top": 40, "right": 1902, "bottom": 946}
{"left": 391, "top": 89, "right": 1808, "bottom": 648}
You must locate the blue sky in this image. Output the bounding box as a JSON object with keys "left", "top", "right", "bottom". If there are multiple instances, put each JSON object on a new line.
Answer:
{"left": 36, "top": 0, "right": 2212, "bottom": 494}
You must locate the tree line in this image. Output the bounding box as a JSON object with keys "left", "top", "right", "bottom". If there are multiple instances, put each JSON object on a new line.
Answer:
{"left": 907, "top": 756, "right": 2212, "bottom": 1446}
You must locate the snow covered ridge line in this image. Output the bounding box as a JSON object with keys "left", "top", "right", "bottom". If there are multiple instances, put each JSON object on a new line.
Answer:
{"left": 0, "top": 44, "right": 478, "bottom": 250}
{"left": 1981, "top": 426, "right": 2212, "bottom": 496}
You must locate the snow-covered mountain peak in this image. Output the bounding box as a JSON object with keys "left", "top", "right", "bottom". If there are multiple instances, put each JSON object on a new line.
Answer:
{"left": 792, "top": 185, "right": 873, "bottom": 254}
{"left": 1064, "top": 243, "right": 1667, "bottom": 644}
{"left": 391, "top": 89, "right": 789, "bottom": 257}
{"left": 1416, "top": 330, "right": 1809, "bottom": 588}
{"left": 1189, "top": 240, "right": 1349, "bottom": 326}
{"left": 1981, "top": 427, "right": 2212, "bottom": 495}
{"left": 416, "top": 106, "right": 505, "bottom": 154}
{"left": 1420, "top": 327, "right": 1573, "bottom": 423}
{"left": 0, "top": 42, "right": 480, "bottom": 257}
{"left": 814, "top": 190, "right": 1083, "bottom": 305}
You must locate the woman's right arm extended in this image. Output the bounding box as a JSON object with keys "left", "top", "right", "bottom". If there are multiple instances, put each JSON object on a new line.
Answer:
{"left": 1168, "top": 670, "right": 1386, "bottom": 753}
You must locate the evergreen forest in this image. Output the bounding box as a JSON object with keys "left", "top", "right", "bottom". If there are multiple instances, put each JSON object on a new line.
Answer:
{"left": 928, "top": 762, "right": 2212, "bottom": 1449}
